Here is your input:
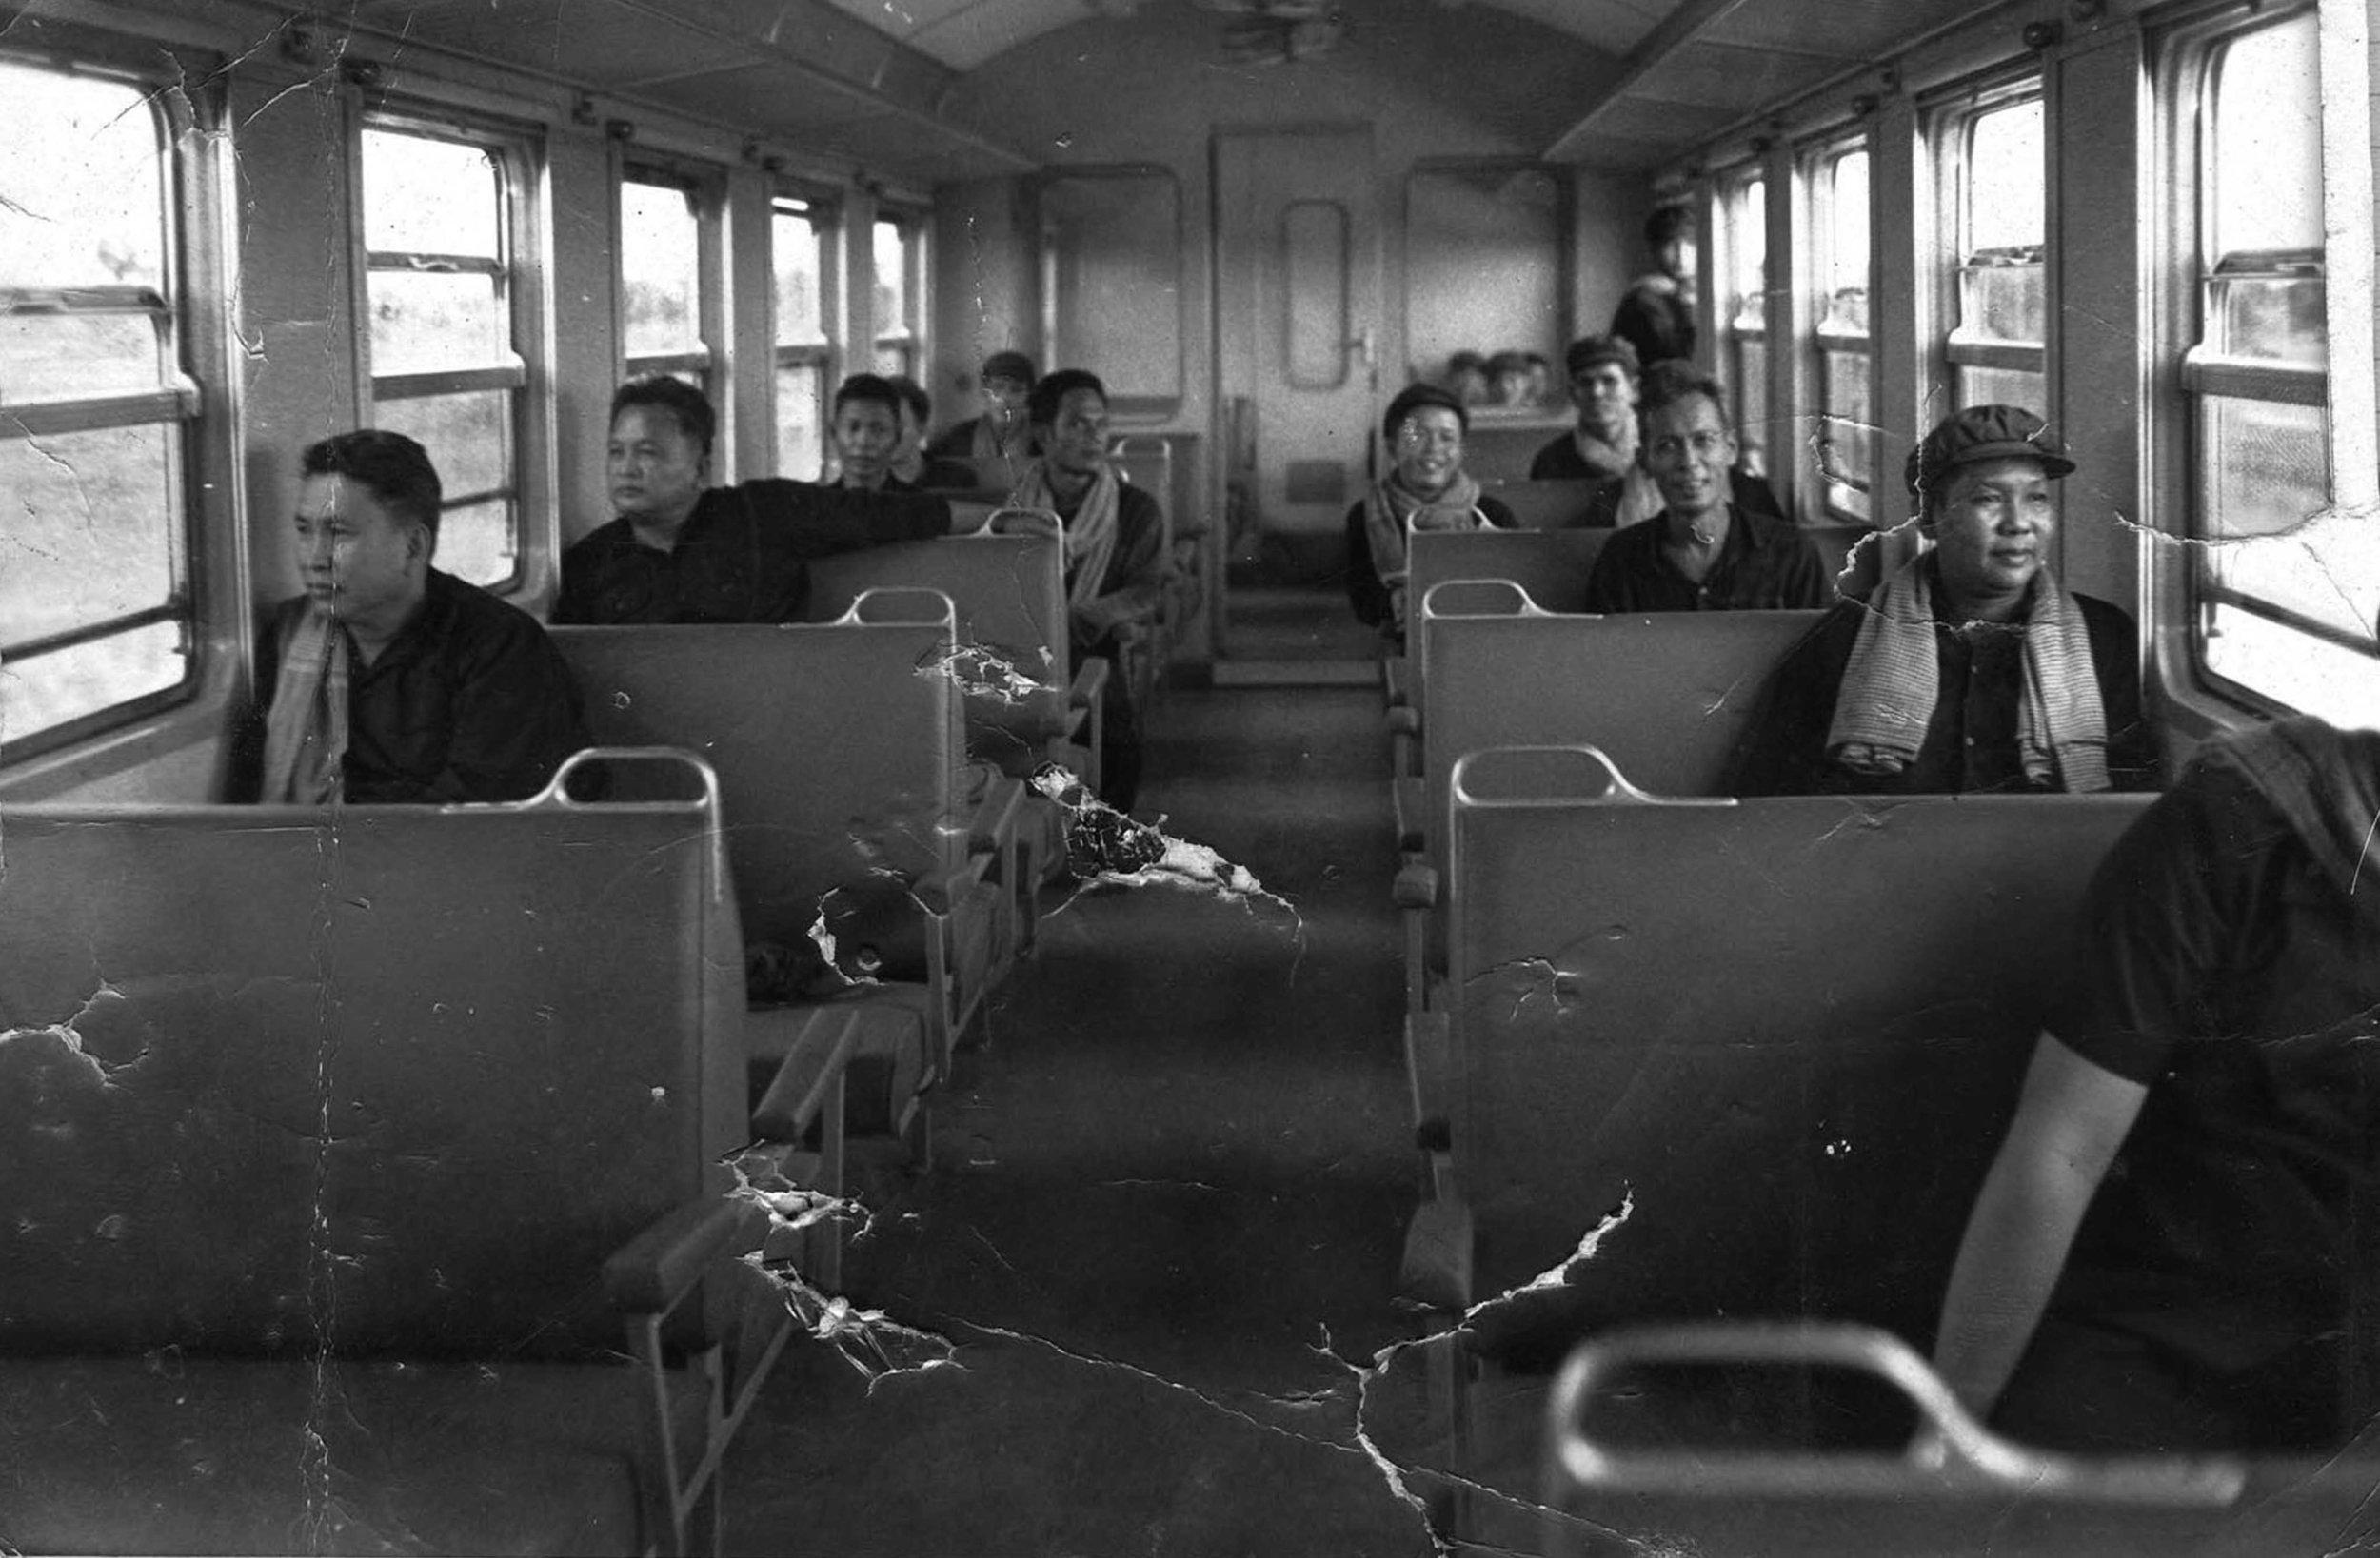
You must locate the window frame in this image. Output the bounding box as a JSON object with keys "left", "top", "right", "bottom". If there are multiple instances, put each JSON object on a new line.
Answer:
{"left": 871, "top": 206, "right": 926, "bottom": 382}
{"left": 771, "top": 187, "right": 841, "bottom": 481}
{"left": 1713, "top": 164, "right": 1769, "bottom": 466}
{"left": 2152, "top": 0, "right": 2365, "bottom": 722}
{"left": 355, "top": 108, "right": 543, "bottom": 598}
{"left": 1799, "top": 128, "right": 1877, "bottom": 525}
{"left": 0, "top": 47, "right": 213, "bottom": 763}
{"left": 1928, "top": 76, "right": 2048, "bottom": 416}
{"left": 617, "top": 158, "right": 725, "bottom": 403}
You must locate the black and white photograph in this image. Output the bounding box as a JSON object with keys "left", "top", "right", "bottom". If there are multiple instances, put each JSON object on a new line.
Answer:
{"left": 1, "top": 0, "right": 2375, "bottom": 1551}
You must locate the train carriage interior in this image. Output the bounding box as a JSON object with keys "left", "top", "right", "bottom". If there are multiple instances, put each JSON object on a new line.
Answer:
{"left": 2, "top": 0, "right": 2378, "bottom": 1551}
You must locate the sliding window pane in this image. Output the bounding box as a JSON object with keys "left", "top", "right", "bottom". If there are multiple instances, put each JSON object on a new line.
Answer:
{"left": 2, "top": 620, "right": 185, "bottom": 742}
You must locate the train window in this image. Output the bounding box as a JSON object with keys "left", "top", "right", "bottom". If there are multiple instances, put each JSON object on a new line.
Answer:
{"left": 1715, "top": 171, "right": 1768, "bottom": 474}
{"left": 1938, "top": 93, "right": 2045, "bottom": 416}
{"left": 359, "top": 122, "right": 530, "bottom": 591}
{"left": 620, "top": 169, "right": 718, "bottom": 402}
{"left": 1807, "top": 140, "right": 1874, "bottom": 523}
{"left": 872, "top": 213, "right": 923, "bottom": 380}
{"left": 0, "top": 57, "right": 198, "bottom": 754}
{"left": 772, "top": 193, "right": 837, "bottom": 481}
{"left": 2174, "top": 9, "right": 2367, "bottom": 720}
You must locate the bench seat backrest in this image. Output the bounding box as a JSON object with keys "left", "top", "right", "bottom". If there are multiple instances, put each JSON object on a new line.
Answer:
{"left": 553, "top": 591, "right": 964, "bottom": 951}
{"left": 807, "top": 534, "right": 1071, "bottom": 776}
{"left": 1446, "top": 745, "right": 2153, "bottom": 1329}
{"left": 1417, "top": 582, "right": 1820, "bottom": 870}
{"left": 1478, "top": 478, "right": 1604, "bottom": 532}
{"left": 1407, "top": 529, "right": 1609, "bottom": 619}
{"left": 0, "top": 771, "right": 743, "bottom": 1358}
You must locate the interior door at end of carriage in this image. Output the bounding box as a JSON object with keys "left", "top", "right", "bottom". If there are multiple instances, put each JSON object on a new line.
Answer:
{"left": 1215, "top": 127, "right": 1380, "bottom": 585}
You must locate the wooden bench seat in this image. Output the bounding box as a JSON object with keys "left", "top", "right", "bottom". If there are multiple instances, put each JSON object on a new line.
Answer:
{"left": 1418, "top": 745, "right": 2154, "bottom": 1336}
{"left": 556, "top": 590, "right": 1003, "bottom": 1087}
{"left": 1398, "top": 585, "right": 1822, "bottom": 1010}
{"left": 0, "top": 760, "right": 811, "bottom": 1554}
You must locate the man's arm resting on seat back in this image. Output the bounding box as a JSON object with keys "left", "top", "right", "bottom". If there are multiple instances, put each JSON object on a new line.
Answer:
{"left": 1934, "top": 1031, "right": 2146, "bottom": 1419}
{"left": 765, "top": 481, "right": 956, "bottom": 558}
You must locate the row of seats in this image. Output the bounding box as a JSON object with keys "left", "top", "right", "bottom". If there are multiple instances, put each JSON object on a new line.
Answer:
{"left": 0, "top": 520, "right": 1118, "bottom": 1551}
{"left": 1380, "top": 529, "right": 2152, "bottom": 1358}
{"left": 932, "top": 433, "right": 1208, "bottom": 709}
{"left": 0, "top": 755, "right": 813, "bottom": 1553}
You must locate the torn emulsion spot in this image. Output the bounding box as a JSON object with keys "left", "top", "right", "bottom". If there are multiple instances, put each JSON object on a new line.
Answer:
{"left": 916, "top": 640, "right": 1059, "bottom": 707}
{"left": 1462, "top": 955, "right": 1589, "bottom": 1024}
{"left": 724, "top": 1167, "right": 961, "bottom": 1389}
{"left": 0, "top": 981, "right": 154, "bottom": 1088}
{"left": 1028, "top": 764, "right": 1299, "bottom": 920}
{"left": 1325, "top": 1197, "right": 1644, "bottom": 1552}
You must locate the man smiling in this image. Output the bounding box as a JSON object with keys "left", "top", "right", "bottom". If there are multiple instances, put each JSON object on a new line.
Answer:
{"left": 1730, "top": 404, "right": 2158, "bottom": 795}
{"left": 1580, "top": 365, "right": 1828, "bottom": 613}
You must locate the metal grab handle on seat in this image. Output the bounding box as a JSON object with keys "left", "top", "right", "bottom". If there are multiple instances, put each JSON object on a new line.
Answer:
{"left": 539, "top": 745, "right": 722, "bottom": 815}
{"left": 1547, "top": 1321, "right": 2247, "bottom": 1507}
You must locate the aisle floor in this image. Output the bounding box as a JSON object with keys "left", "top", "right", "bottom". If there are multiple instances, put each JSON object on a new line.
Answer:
{"left": 724, "top": 681, "right": 1452, "bottom": 1556}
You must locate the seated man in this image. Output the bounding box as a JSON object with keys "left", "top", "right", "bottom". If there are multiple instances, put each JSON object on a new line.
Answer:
{"left": 925, "top": 349, "right": 1036, "bottom": 465}
{"left": 1728, "top": 404, "right": 2155, "bottom": 795}
{"left": 1580, "top": 366, "right": 1829, "bottom": 614}
{"left": 1344, "top": 382, "right": 1517, "bottom": 639}
{"left": 1934, "top": 716, "right": 2380, "bottom": 1451}
{"left": 236, "top": 429, "right": 587, "bottom": 803}
{"left": 1003, "top": 368, "right": 1167, "bottom": 812}
{"left": 888, "top": 374, "right": 985, "bottom": 491}
{"left": 1530, "top": 335, "right": 1651, "bottom": 497}
{"left": 826, "top": 372, "right": 905, "bottom": 493}
{"left": 556, "top": 376, "right": 957, "bottom": 624}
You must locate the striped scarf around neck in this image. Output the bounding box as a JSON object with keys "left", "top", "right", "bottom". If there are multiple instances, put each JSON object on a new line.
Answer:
{"left": 260, "top": 604, "right": 350, "bottom": 804}
{"left": 1826, "top": 555, "right": 2111, "bottom": 790}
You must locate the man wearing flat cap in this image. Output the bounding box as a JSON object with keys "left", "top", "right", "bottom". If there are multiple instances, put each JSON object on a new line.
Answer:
{"left": 1729, "top": 404, "right": 2157, "bottom": 795}
{"left": 1530, "top": 335, "right": 1650, "bottom": 495}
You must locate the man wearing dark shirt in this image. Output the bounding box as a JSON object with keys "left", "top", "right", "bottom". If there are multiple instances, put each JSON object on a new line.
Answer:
{"left": 1936, "top": 718, "right": 2380, "bottom": 1451}
{"left": 1728, "top": 404, "right": 2155, "bottom": 795}
{"left": 827, "top": 372, "right": 906, "bottom": 493}
{"left": 1005, "top": 368, "right": 1167, "bottom": 811}
{"left": 1580, "top": 366, "right": 1830, "bottom": 614}
{"left": 889, "top": 374, "right": 988, "bottom": 492}
{"left": 556, "top": 376, "right": 955, "bottom": 625}
{"left": 925, "top": 349, "right": 1036, "bottom": 466}
{"left": 238, "top": 429, "right": 587, "bottom": 804}
{"left": 1610, "top": 205, "right": 1697, "bottom": 369}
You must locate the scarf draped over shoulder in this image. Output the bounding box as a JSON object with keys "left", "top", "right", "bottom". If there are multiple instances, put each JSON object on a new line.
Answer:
{"left": 260, "top": 605, "right": 349, "bottom": 804}
{"left": 1009, "top": 459, "right": 1123, "bottom": 612}
{"left": 1364, "top": 470, "right": 1490, "bottom": 630}
{"left": 1826, "top": 556, "right": 2111, "bottom": 791}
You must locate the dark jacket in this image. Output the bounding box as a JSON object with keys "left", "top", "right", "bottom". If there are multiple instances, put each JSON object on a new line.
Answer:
{"left": 1581, "top": 507, "right": 1832, "bottom": 615}
{"left": 1726, "top": 571, "right": 2159, "bottom": 796}
{"left": 555, "top": 481, "right": 948, "bottom": 625}
{"left": 232, "top": 569, "right": 588, "bottom": 804}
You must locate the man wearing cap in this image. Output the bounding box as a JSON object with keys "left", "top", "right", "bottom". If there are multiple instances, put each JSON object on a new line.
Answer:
{"left": 1728, "top": 404, "right": 2156, "bottom": 795}
{"left": 927, "top": 350, "right": 1037, "bottom": 465}
{"left": 1530, "top": 335, "right": 1651, "bottom": 489}
{"left": 1934, "top": 714, "right": 2380, "bottom": 1450}
{"left": 1345, "top": 381, "right": 1517, "bottom": 638}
